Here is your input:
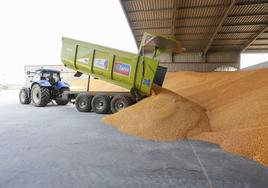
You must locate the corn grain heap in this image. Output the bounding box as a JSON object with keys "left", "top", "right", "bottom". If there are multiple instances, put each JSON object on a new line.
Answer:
{"left": 103, "top": 86, "right": 211, "bottom": 141}
{"left": 102, "top": 68, "right": 268, "bottom": 166}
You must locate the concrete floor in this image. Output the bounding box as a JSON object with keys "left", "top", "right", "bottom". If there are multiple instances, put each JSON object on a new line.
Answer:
{"left": 0, "top": 90, "right": 268, "bottom": 188}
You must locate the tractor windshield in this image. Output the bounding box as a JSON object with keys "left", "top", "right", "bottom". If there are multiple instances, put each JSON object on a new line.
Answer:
{"left": 42, "top": 72, "right": 60, "bottom": 83}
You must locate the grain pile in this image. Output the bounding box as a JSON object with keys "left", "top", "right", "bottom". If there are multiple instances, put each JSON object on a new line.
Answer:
{"left": 103, "top": 68, "right": 268, "bottom": 166}
{"left": 102, "top": 86, "right": 211, "bottom": 141}
{"left": 164, "top": 69, "right": 268, "bottom": 166}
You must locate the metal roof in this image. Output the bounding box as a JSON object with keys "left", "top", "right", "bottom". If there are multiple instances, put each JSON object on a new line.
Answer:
{"left": 120, "top": 0, "right": 268, "bottom": 54}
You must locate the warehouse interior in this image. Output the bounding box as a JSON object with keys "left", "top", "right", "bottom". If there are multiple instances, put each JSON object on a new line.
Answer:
{"left": 120, "top": 0, "right": 268, "bottom": 71}
{"left": 1, "top": 0, "right": 268, "bottom": 187}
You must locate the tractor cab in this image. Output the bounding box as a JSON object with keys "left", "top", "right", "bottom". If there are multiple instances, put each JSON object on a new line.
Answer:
{"left": 32, "top": 69, "right": 61, "bottom": 85}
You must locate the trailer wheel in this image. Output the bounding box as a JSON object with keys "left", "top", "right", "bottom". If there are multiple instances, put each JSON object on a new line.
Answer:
{"left": 31, "top": 84, "right": 51, "bottom": 107}
{"left": 75, "top": 94, "right": 93, "bottom": 112}
{"left": 19, "top": 88, "right": 31, "bottom": 104}
{"left": 110, "top": 95, "right": 133, "bottom": 113}
{"left": 91, "top": 95, "right": 111, "bottom": 114}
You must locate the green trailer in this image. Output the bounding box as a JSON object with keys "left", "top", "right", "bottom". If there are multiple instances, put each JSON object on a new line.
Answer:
{"left": 61, "top": 33, "right": 182, "bottom": 113}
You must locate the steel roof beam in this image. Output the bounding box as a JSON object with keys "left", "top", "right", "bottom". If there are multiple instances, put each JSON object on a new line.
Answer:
{"left": 126, "top": 4, "right": 228, "bottom": 13}
{"left": 202, "top": 0, "right": 236, "bottom": 56}
{"left": 135, "top": 31, "right": 256, "bottom": 38}
{"left": 125, "top": 1, "right": 267, "bottom": 13}
{"left": 132, "top": 23, "right": 268, "bottom": 30}
{"left": 235, "top": 1, "right": 268, "bottom": 6}
{"left": 228, "top": 13, "right": 268, "bottom": 17}
{"left": 132, "top": 25, "right": 217, "bottom": 30}
{"left": 223, "top": 23, "right": 268, "bottom": 27}
{"left": 127, "top": 8, "right": 173, "bottom": 13}
{"left": 241, "top": 25, "right": 268, "bottom": 52}
{"left": 129, "top": 13, "right": 268, "bottom": 22}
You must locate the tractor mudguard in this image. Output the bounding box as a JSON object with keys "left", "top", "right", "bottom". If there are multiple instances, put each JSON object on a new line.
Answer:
{"left": 55, "top": 80, "right": 70, "bottom": 90}
{"left": 32, "top": 80, "right": 51, "bottom": 88}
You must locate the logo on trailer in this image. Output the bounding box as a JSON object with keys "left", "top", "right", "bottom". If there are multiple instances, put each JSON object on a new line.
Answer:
{"left": 143, "top": 79, "right": 151, "bottom": 86}
{"left": 114, "top": 62, "right": 131, "bottom": 76}
{"left": 94, "top": 59, "right": 108, "bottom": 70}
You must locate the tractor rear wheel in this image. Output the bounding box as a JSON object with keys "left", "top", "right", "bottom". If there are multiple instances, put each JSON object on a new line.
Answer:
{"left": 31, "top": 84, "right": 51, "bottom": 107}
{"left": 19, "top": 88, "right": 31, "bottom": 104}
{"left": 110, "top": 95, "right": 133, "bottom": 113}
{"left": 75, "top": 94, "right": 93, "bottom": 112}
{"left": 91, "top": 95, "right": 111, "bottom": 114}
{"left": 55, "top": 88, "right": 70, "bottom": 105}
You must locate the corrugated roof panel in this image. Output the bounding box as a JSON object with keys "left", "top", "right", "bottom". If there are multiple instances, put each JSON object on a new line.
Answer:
{"left": 213, "top": 39, "right": 248, "bottom": 45}
{"left": 176, "top": 17, "right": 221, "bottom": 27}
{"left": 131, "top": 20, "right": 172, "bottom": 29}
{"left": 123, "top": 0, "right": 174, "bottom": 11}
{"left": 133, "top": 28, "right": 172, "bottom": 36}
{"left": 216, "top": 32, "right": 255, "bottom": 39}
{"left": 259, "top": 32, "right": 268, "bottom": 38}
{"left": 177, "top": 6, "right": 227, "bottom": 18}
{"left": 175, "top": 27, "right": 216, "bottom": 34}
{"left": 180, "top": 40, "right": 207, "bottom": 46}
{"left": 128, "top": 10, "right": 173, "bottom": 21}
{"left": 230, "top": 3, "right": 268, "bottom": 15}
{"left": 121, "top": 0, "right": 268, "bottom": 53}
{"left": 220, "top": 25, "right": 265, "bottom": 32}
{"left": 236, "top": 0, "right": 268, "bottom": 4}
{"left": 210, "top": 45, "right": 241, "bottom": 51}
{"left": 176, "top": 34, "right": 211, "bottom": 40}
{"left": 252, "top": 39, "right": 268, "bottom": 44}
{"left": 245, "top": 49, "right": 268, "bottom": 53}
{"left": 225, "top": 15, "right": 268, "bottom": 25}
{"left": 179, "top": 0, "right": 230, "bottom": 8}
{"left": 247, "top": 45, "right": 268, "bottom": 49}
{"left": 182, "top": 46, "right": 205, "bottom": 52}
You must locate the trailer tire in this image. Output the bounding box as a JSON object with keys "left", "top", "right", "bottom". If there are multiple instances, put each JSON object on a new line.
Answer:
{"left": 110, "top": 95, "right": 133, "bottom": 113}
{"left": 31, "top": 84, "right": 51, "bottom": 107}
{"left": 55, "top": 88, "right": 70, "bottom": 105}
{"left": 75, "top": 94, "right": 93, "bottom": 112}
{"left": 91, "top": 95, "right": 111, "bottom": 114}
{"left": 19, "top": 88, "right": 31, "bottom": 104}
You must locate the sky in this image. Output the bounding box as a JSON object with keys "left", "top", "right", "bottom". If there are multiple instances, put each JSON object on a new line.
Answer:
{"left": 0, "top": 0, "right": 137, "bottom": 84}
{"left": 0, "top": 0, "right": 267, "bottom": 84}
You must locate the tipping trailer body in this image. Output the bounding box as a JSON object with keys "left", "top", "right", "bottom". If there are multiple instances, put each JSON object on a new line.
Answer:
{"left": 61, "top": 37, "right": 161, "bottom": 97}
{"left": 60, "top": 33, "right": 183, "bottom": 113}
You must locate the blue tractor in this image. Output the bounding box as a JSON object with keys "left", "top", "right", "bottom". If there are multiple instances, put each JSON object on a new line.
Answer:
{"left": 19, "top": 69, "right": 70, "bottom": 107}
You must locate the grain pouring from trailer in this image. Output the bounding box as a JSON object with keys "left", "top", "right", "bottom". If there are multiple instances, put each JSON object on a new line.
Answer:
{"left": 61, "top": 33, "right": 184, "bottom": 114}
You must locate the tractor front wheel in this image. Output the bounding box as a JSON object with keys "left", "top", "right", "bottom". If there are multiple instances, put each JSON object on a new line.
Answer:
{"left": 31, "top": 84, "right": 51, "bottom": 107}
{"left": 19, "top": 88, "right": 31, "bottom": 104}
